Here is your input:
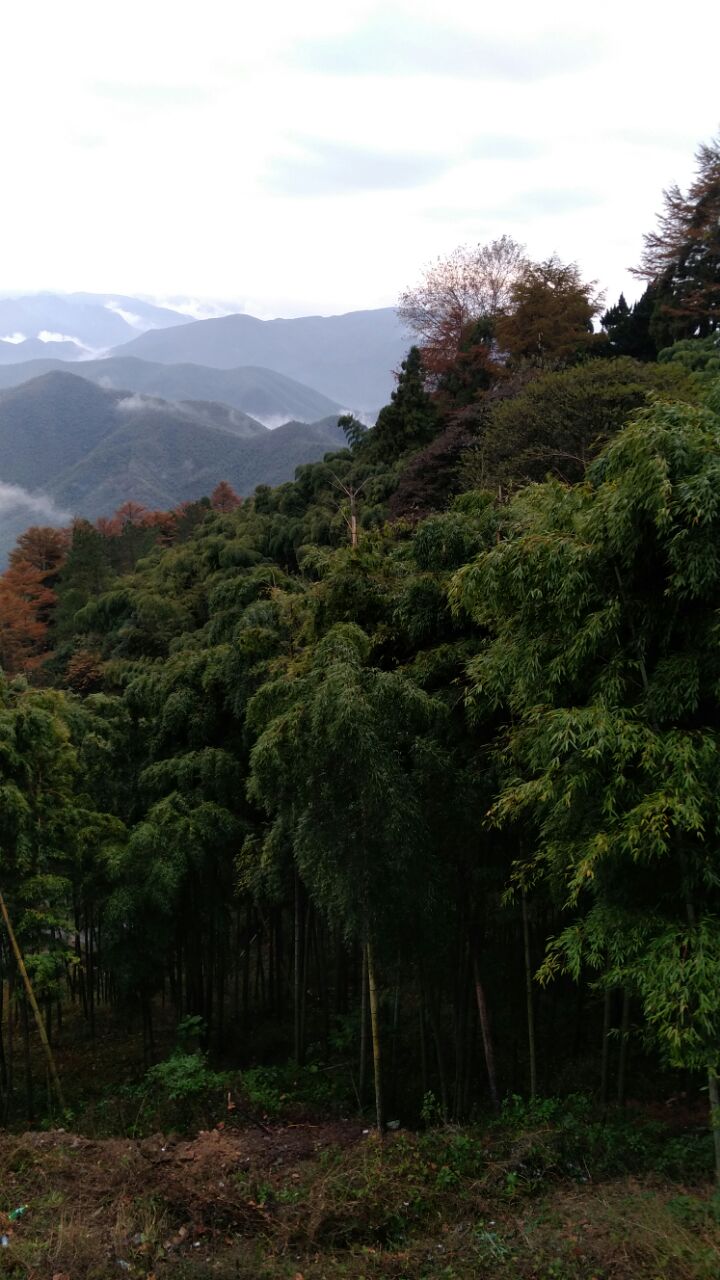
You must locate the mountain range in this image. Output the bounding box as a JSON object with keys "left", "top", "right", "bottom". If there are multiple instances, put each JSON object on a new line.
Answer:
{"left": 0, "top": 357, "right": 342, "bottom": 425}
{"left": 0, "top": 371, "right": 346, "bottom": 561}
{"left": 111, "top": 307, "right": 408, "bottom": 408}
{"left": 0, "top": 293, "right": 409, "bottom": 410}
{"left": 0, "top": 292, "right": 409, "bottom": 562}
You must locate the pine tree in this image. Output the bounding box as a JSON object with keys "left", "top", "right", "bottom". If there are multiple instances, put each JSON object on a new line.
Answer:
{"left": 634, "top": 134, "right": 720, "bottom": 341}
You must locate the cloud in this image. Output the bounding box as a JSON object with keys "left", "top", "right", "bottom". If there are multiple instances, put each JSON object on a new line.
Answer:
{"left": 468, "top": 136, "right": 545, "bottom": 161}
{"left": 0, "top": 481, "right": 69, "bottom": 524}
{"left": 292, "top": 14, "right": 605, "bottom": 81}
{"left": 1, "top": 332, "right": 26, "bottom": 344}
{"left": 37, "top": 330, "right": 85, "bottom": 345}
{"left": 254, "top": 413, "right": 295, "bottom": 430}
{"left": 116, "top": 393, "right": 165, "bottom": 413}
{"left": 498, "top": 187, "right": 603, "bottom": 218}
{"left": 146, "top": 296, "right": 239, "bottom": 320}
{"left": 91, "top": 82, "right": 211, "bottom": 108}
{"left": 265, "top": 138, "right": 454, "bottom": 196}
{"left": 105, "top": 301, "right": 145, "bottom": 329}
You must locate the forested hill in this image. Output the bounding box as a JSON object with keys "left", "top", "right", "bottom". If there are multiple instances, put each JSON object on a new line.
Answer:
{"left": 0, "top": 355, "right": 342, "bottom": 424}
{"left": 1, "top": 133, "right": 720, "bottom": 1189}
{"left": 0, "top": 371, "right": 345, "bottom": 560}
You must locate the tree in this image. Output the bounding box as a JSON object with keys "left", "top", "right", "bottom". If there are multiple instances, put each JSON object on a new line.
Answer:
{"left": 495, "top": 255, "right": 603, "bottom": 364}
{"left": 462, "top": 356, "right": 694, "bottom": 490}
{"left": 368, "top": 347, "right": 438, "bottom": 463}
{"left": 601, "top": 286, "right": 659, "bottom": 361}
{"left": 210, "top": 481, "right": 242, "bottom": 512}
{"left": 398, "top": 236, "right": 527, "bottom": 374}
{"left": 0, "top": 561, "right": 56, "bottom": 674}
{"left": 248, "top": 623, "right": 443, "bottom": 1130}
{"left": 9, "top": 526, "right": 68, "bottom": 575}
{"left": 456, "top": 381, "right": 720, "bottom": 1174}
{"left": 338, "top": 414, "right": 369, "bottom": 451}
{"left": 633, "top": 134, "right": 720, "bottom": 342}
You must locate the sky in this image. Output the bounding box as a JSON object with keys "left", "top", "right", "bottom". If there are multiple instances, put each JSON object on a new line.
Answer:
{"left": 0, "top": 0, "right": 718, "bottom": 319}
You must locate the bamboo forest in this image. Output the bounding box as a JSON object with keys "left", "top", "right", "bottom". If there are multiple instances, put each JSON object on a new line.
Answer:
{"left": 0, "top": 132, "right": 719, "bottom": 1279}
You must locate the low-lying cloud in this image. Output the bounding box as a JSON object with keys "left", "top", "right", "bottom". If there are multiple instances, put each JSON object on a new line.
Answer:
{"left": 105, "top": 301, "right": 145, "bottom": 330}
{"left": 38, "top": 330, "right": 85, "bottom": 346}
{"left": 116, "top": 393, "right": 165, "bottom": 413}
{"left": 0, "top": 481, "right": 69, "bottom": 524}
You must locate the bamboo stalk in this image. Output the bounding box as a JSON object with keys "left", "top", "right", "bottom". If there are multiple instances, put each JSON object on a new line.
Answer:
{"left": 0, "top": 890, "right": 66, "bottom": 1112}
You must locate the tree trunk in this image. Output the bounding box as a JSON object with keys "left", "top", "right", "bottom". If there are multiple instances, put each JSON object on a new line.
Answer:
{"left": 617, "top": 988, "right": 630, "bottom": 1107}
{"left": 473, "top": 956, "right": 499, "bottom": 1112}
{"left": 366, "top": 941, "right": 384, "bottom": 1133}
{"left": 521, "top": 891, "right": 537, "bottom": 1099}
{"left": 358, "top": 946, "right": 368, "bottom": 1105}
{"left": 708, "top": 1068, "right": 720, "bottom": 1184}
{"left": 293, "top": 874, "right": 304, "bottom": 1064}
{"left": 0, "top": 891, "right": 65, "bottom": 1112}
{"left": 600, "top": 987, "right": 612, "bottom": 1108}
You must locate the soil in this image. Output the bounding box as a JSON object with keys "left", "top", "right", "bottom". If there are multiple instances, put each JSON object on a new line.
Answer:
{"left": 0, "top": 1120, "right": 363, "bottom": 1277}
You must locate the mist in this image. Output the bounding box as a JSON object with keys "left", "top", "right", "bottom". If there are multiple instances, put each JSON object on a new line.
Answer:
{"left": 0, "top": 480, "right": 69, "bottom": 525}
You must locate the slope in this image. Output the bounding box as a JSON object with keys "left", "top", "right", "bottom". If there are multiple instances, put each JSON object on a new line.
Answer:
{"left": 110, "top": 307, "right": 409, "bottom": 408}
{"left": 0, "top": 290, "right": 190, "bottom": 352}
{"left": 0, "top": 357, "right": 341, "bottom": 423}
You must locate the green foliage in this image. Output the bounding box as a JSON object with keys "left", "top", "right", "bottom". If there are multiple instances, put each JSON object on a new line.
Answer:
{"left": 144, "top": 1051, "right": 229, "bottom": 1102}
{"left": 365, "top": 346, "right": 439, "bottom": 463}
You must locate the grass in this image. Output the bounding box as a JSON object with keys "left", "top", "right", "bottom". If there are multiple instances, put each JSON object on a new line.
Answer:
{"left": 0, "top": 1110, "right": 717, "bottom": 1279}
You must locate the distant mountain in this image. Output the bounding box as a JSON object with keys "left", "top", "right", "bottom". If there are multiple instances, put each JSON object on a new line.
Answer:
{"left": 0, "top": 371, "right": 346, "bottom": 560}
{"left": 0, "top": 357, "right": 342, "bottom": 424}
{"left": 111, "top": 308, "right": 410, "bottom": 409}
{"left": 0, "top": 291, "right": 191, "bottom": 357}
{"left": 0, "top": 337, "right": 90, "bottom": 363}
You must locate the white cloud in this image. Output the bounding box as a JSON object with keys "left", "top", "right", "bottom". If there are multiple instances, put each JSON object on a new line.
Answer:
{"left": 0, "top": 481, "right": 69, "bottom": 523}
{"left": 105, "top": 300, "right": 145, "bottom": 329}
{"left": 116, "top": 393, "right": 164, "bottom": 412}
{"left": 0, "top": 1, "right": 715, "bottom": 313}
{"left": 37, "top": 330, "right": 85, "bottom": 345}
{"left": 0, "top": 332, "right": 26, "bottom": 344}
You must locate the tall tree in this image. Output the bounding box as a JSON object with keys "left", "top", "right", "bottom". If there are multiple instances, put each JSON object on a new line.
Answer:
{"left": 633, "top": 134, "right": 720, "bottom": 342}
{"left": 248, "top": 622, "right": 443, "bottom": 1130}
{"left": 368, "top": 347, "right": 438, "bottom": 463}
{"left": 495, "top": 255, "right": 603, "bottom": 364}
{"left": 456, "top": 382, "right": 720, "bottom": 1173}
{"left": 398, "top": 236, "right": 527, "bottom": 374}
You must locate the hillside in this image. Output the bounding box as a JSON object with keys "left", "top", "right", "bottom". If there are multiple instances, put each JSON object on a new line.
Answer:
{"left": 47, "top": 400, "right": 345, "bottom": 518}
{"left": 0, "top": 371, "right": 345, "bottom": 557}
{"left": 0, "top": 290, "right": 190, "bottom": 353}
{"left": 0, "top": 356, "right": 342, "bottom": 423}
{"left": 111, "top": 307, "right": 410, "bottom": 408}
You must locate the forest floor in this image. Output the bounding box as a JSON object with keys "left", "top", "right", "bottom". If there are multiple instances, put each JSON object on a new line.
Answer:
{"left": 1, "top": 1115, "right": 719, "bottom": 1280}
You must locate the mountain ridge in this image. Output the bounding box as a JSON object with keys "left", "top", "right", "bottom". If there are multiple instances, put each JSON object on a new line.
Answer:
{"left": 0, "top": 356, "right": 342, "bottom": 424}
{"left": 111, "top": 307, "right": 409, "bottom": 408}
{"left": 0, "top": 371, "right": 346, "bottom": 560}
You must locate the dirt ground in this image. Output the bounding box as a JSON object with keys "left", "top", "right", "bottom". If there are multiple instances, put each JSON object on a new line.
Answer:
{"left": 0, "top": 1120, "right": 363, "bottom": 1278}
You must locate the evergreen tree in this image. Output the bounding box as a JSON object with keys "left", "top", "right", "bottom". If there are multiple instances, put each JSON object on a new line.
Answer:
{"left": 367, "top": 347, "right": 439, "bottom": 463}
{"left": 634, "top": 133, "right": 720, "bottom": 341}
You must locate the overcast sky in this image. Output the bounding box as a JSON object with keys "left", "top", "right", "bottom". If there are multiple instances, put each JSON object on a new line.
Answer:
{"left": 1, "top": 0, "right": 718, "bottom": 318}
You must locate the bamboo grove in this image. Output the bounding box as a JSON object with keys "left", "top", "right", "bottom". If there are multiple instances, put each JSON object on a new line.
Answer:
{"left": 0, "top": 135, "right": 719, "bottom": 1165}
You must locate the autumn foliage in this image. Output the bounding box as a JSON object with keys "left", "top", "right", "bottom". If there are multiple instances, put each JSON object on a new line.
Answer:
{"left": 0, "top": 527, "right": 66, "bottom": 674}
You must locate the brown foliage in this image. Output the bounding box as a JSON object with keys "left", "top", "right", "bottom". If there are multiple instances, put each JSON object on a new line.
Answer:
{"left": 633, "top": 134, "right": 720, "bottom": 336}
{"left": 398, "top": 235, "right": 526, "bottom": 373}
{"left": 9, "top": 524, "right": 69, "bottom": 574}
{"left": 495, "top": 255, "right": 603, "bottom": 364}
{"left": 0, "top": 560, "right": 56, "bottom": 674}
{"left": 211, "top": 480, "right": 242, "bottom": 512}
